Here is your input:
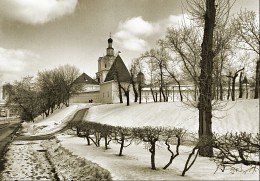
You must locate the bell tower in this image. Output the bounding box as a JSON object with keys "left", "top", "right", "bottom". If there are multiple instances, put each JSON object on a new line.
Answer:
{"left": 96, "top": 34, "right": 116, "bottom": 83}
{"left": 107, "top": 33, "right": 114, "bottom": 56}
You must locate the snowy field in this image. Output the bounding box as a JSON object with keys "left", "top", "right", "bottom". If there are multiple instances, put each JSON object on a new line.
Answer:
{"left": 85, "top": 99, "right": 259, "bottom": 134}
{"left": 56, "top": 99, "right": 259, "bottom": 180}
{"left": 11, "top": 100, "right": 259, "bottom": 180}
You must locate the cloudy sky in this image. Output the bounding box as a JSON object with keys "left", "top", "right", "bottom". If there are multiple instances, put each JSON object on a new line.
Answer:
{"left": 0, "top": 0, "right": 258, "bottom": 84}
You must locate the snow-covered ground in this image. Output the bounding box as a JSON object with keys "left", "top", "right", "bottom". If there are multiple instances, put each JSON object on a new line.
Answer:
{"left": 7, "top": 99, "right": 259, "bottom": 180}
{"left": 20, "top": 103, "right": 93, "bottom": 136}
{"left": 86, "top": 99, "right": 259, "bottom": 134}
{"left": 57, "top": 134, "right": 259, "bottom": 180}
{"left": 0, "top": 140, "right": 56, "bottom": 180}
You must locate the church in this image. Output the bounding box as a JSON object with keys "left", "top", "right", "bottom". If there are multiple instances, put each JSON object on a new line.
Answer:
{"left": 70, "top": 37, "right": 132, "bottom": 104}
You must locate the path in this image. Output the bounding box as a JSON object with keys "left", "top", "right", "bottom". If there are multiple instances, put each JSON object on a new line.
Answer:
{"left": 0, "top": 108, "right": 89, "bottom": 180}
{"left": 0, "top": 118, "right": 21, "bottom": 158}
{"left": 16, "top": 108, "right": 89, "bottom": 140}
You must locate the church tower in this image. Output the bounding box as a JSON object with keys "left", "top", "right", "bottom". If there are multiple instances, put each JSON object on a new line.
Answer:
{"left": 96, "top": 36, "right": 116, "bottom": 83}
{"left": 107, "top": 36, "right": 114, "bottom": 56}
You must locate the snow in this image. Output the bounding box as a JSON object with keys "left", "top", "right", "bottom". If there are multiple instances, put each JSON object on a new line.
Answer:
{"left": 86, "top": 99, "right": 259, "bottom": 134}
{"left": 57, "top": 134, "right": 259, "bottom": 180}
{"left": 1, "top": 140, "right": 56, "bottom": 180}
{"left": 21, "top": 103, "right": 94, "bottom": 136}
{"left": 54, "top": 99, "right": 259, "bottom": 180}
{"left": 11, "top": 99, "right": 259, "bottom": 180}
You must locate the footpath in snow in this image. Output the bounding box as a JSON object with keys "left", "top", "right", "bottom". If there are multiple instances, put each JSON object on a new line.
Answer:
{"left": 20, "top": 103, "right": 94, "bottom": 136}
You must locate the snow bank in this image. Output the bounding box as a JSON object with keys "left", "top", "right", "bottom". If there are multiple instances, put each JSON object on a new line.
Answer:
{"left": 86, "top": 99, "right": 259, "bottom": 134}
{"left": 21, "top": 103, "right": 91, "bottom": 136}
{"left": 42, "top": 138, "right": 112, "bottom": 181}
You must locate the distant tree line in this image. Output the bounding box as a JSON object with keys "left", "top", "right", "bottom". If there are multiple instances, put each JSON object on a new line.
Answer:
{"left": 5, "top": 64, "right": 82, "bottom": 122}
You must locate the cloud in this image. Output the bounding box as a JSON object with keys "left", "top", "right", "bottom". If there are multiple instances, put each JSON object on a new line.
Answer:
{"left": 114, "top": 31, "right": 147, "bottom": 51}
{"left": 167, "top": 14, "right": 191, "bottom": 27}
{"left": 118, "top": 16, "right": 157, "bottom": 37}
{"left": 0, "top": 0, "right": 78, "bottom": 25}
{"left": 0, "top": 48, "right": 40, "bottom": 84}
{"left": 114, "top": 16, "right": 158, "bottom": 52}
{"left": 114, "top": 15, "right": 191, "bottom": 52}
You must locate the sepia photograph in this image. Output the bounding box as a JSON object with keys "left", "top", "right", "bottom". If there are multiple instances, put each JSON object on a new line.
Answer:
{"left": 0, "top": 0, "right": 259, "bottom": 180}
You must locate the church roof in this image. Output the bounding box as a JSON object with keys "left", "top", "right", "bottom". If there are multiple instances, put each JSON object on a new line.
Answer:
{"left": 104, "top": 55, "right": 131, "bottom": 82}
{"left": 74, "top": 73, "right": 99, "bottom": 85}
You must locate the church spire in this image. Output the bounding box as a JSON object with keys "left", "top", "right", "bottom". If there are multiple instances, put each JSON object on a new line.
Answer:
{"left": 107, "top": 33, "right": 114, "bottom": 56}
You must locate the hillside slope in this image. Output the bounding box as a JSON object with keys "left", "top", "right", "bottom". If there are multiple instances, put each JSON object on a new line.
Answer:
{"left": 86, "top": 99, "right": 259, "bottom": 134}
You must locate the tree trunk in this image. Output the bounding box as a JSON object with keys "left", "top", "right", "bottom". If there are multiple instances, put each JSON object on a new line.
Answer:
{"left": 219, "top": 81, "right": 223, "bottom": 101}
{"left": 254, "top": 60, "right": 259, "bottom": 99}
{"left": 117, "top": 81, "right": 123, "bottom": 103}
{"left": 231, "top": 75, "right": 237, "bottom": 101}
{"left": 227, "top": 73, "right": 231, "bottom": 100}
{"left": 119, "top": 137, "right": 125, "bottom": 156}
{"left": 231, "top": 68, "right": 244, "bottom": 101}
{"left": 198, "top": 0, "right": 216, "bottom": 157}
{"left": 105, "top": 136, "right": 108, "bottom": 149}
{"left": 139, "top": 84, "right": 142, "bottom": 104}
{"left": 239, "top": 72, "right": 243, "bottom": 98}
{"left": 219, "top": 57, "right": 224, "bottom": 101}
{"left": 149, "top": 140, "right": 156, "bottom": 170}
{"left": 131, "top": 80, "right": 138, "bottom": 102}
{"left": 126, "top": 91, "right": 130, "bottom": 106}
{"left": 178, "top": 83, "right": 183, "bottom": 102}
{"left": 194, "top": 84, "right": 197, "bottom": 101}
{"left": 150, "top": 87, "right": 156, "bottom": 102}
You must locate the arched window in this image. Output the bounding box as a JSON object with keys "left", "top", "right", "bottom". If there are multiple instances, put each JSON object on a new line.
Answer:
{"left": 105, "top": 64, "right": 107, "bottom": 68}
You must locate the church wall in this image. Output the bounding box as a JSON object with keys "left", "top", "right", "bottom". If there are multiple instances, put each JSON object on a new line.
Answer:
{"left": 100, "top": 81, "right": 114, "bottom": 104}
{"left": 100, "top": 81, "right": 133, "bottom": 104}
{"left": 111, "top": 82, "right": 134, "bottom": 104}
{"left": 70, "top": 91, "right": 100, "bottom": 103}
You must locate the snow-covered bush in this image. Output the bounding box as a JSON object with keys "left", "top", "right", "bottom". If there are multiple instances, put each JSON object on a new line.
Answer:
{"left": 42, "top": 139, "right": 112, "bottom": 181}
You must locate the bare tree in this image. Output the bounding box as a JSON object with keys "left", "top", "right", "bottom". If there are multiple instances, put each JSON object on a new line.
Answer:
{"left": 163, "top": 25, "right": 201, "bottom": 93}
{"left": 5, "top": 76, "right": 39, "bottom": 122}
{"left": 182, "top": 0, "right": 235, "bottom": 157}
{"left": 56, "top": 64, "right": 81, "bottom": 106}
{"left": 120, "top": 84, "right": 131, "bottom": 106}
{"left": 232, "top": 10, "right": 260, "bottom": 98}
{"left": 113, "top": 126, "right": 133, "bottom": 156}
{"left": 129, "top": 59, "right": 141, "bottom": 102}
{"left": 141, "top": 47, "right": 169, "bottom": 102}
{"left": 197, "top": 0, "right": 216, "bottom": 157}
{"left": 162, "top": 57, "right": 184, "bottom": 102}
{"left": 226, "top": 68, "right": 244, "bottom": 101}
{"left": 132, "top": 127, "right": 163, "bottom": 170}
{"left": 163, "top": 128, "right": 186, "bottom": 169}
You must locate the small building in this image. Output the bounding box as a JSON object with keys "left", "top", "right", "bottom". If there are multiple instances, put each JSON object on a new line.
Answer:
{"left": 70, "top": 73, "right": 100, "bottom": 103}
